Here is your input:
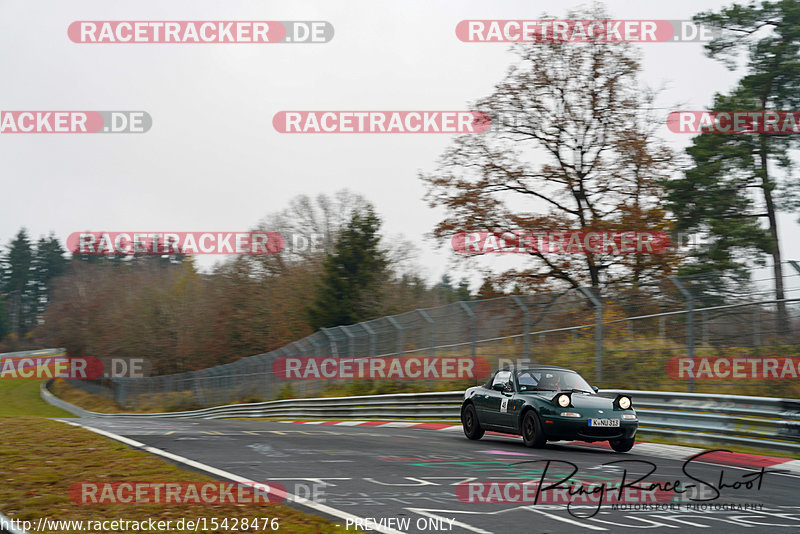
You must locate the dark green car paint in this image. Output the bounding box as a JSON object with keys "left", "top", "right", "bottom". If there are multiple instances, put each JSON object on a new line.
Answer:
{"left": 461, "top": 366, "right": 638, "bottom": 445}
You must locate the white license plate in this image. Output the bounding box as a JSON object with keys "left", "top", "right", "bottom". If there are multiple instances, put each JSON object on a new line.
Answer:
{"left": 589, "top": 418, "right": 620, "bottom": 427}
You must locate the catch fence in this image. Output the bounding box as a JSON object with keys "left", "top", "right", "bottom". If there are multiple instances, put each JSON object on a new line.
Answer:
{"left": 69, "top": 262, "right": 800, "bottom": 409}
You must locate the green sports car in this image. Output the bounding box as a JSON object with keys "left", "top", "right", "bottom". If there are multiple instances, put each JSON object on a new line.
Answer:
{"left": 460, "top": 366, "right": 638, "bottom": 452}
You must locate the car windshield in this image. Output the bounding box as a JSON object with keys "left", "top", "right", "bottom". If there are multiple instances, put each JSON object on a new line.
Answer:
{"left": 516, "top": 369, "right": 593, "bottom": 393}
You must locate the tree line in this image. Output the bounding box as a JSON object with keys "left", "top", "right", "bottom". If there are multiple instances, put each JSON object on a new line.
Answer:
{"left": 0, "top": 192, "right": 473, "bottom": 372}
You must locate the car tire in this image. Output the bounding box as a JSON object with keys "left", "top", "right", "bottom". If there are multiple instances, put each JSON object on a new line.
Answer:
{"left": 609, "top": 438, "right": 635, "bottom": 452}
{"left": 462, "top": 404, "right": 485, "bottom": 440}
{"left": 521, "top": 410, "right": 546, "bottom": 448}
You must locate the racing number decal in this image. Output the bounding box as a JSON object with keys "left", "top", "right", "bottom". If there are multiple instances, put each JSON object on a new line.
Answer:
{"left": 500, "top": 398, "right": 509, "bottom": 413}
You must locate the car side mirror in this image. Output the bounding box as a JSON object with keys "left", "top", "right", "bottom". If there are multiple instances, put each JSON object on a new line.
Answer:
{"left": 503, "top": 382, "right": 514, "bottom": 393}
{"left": 492, "top": 383, "right": 505, "bottom": 392}
{"left": 592, "top": 386, "right": 599, "bottom": 393}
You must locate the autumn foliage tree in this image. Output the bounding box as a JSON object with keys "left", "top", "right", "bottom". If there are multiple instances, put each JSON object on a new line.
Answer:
{"left": 422, "top": 6, "right": 679, "bottom": 293}
{"left": 36, "top": 192, "right": 466, "bottom": 374}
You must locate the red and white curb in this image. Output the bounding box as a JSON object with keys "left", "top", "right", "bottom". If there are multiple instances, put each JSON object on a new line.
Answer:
{"left": 277, "top": 420, "right": 800, "bottom": 475}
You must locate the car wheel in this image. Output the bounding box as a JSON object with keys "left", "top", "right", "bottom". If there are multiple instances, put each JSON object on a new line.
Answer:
{"left": 461, "top": 404, "right": 484, "bottom": 440}
{"left": 609, "top": 438, "right": 635, "bottom": 452}
{"left": 521, "top": 410, "right": 546, "bottom": 448}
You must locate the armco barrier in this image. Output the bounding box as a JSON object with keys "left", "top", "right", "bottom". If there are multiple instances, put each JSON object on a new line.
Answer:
{"left": 43, "top": 382, "right": 800, "bottom": 453}
{"left": 602, "top": 389, "right": 800, "bottom": 453}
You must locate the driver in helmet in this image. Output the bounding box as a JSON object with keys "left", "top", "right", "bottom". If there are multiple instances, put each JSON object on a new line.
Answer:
{"left": 538, "top": 372, "right": 562, "bottom": 391}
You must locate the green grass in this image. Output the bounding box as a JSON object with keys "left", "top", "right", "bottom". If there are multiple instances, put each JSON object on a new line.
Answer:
{"left": 0, "top": 417, "right": 356, "bottom": 533}
{"left": 0, "top": 380, "right": 74, "bottom": 417}
{"left": 0, "top": 379, "right": 359, "bottom": 533}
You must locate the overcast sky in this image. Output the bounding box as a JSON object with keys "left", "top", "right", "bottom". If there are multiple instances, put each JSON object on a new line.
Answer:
{"left": 2, "top": 0, "right": 798, "bottom": 289}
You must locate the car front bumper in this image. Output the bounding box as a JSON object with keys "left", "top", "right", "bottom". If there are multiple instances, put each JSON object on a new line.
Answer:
{"left": 542, "top": 415, "right": 638, "bottom": 442}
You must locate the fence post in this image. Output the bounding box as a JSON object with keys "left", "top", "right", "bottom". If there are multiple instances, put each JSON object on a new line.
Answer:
{"left": 361, "top": 322, "right": 376, "bottom": 356}
{"left": 578, "top": 287, "right": 604, "bottom": 384}
{"left": 701, "top": 311, "right": 708, "bottom": 345}
{"left": 511, "top": 295, "right": 530, "bottom": 362}
{"left": 417, "top": 309, "right": 435, "bottom": 358}
{"left": 459, "top": 301, "right": 477, "bottom": 384}
{"left": 266, "top": 349, "right": 284, "bottom": 399}
{"left": 788, "top": 261, "right": 800, "bottom": 338}
{"left": 387, "top": 316, "right": 404, "bottom": 356}
{"left": 321, "top": 327, "right": 337, "bottom": 357}
{"left": 307, "top": 340, "right": 322, "bottom": 358}
{"left": 114, "top": 379, "right": 125, "bottom": 407}
{"left": 341, "top": 325, "right": 356, "bottom": 358}
{"left": 669, "top": 276, "right": 695, "bottom": 393}
{"left": 293, "top": 341, "right": 308, "bottom": 396}
{"left": 753, "top": 306, "right": 761, "bottom": 354}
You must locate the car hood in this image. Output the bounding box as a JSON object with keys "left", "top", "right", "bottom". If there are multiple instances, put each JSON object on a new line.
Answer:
{"left": 523, "top": 391, "right": 618, "bottom": 409}
{"left": 569, "top": 393, "right": 617, "bottom": 409}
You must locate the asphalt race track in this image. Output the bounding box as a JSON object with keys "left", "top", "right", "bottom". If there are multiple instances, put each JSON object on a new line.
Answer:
{"left": 64, "top": 416, "right": 800, "bottom": 534}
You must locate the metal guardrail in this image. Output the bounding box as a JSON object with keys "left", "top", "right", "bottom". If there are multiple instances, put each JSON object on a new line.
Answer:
{"left": 42, "top": 381, "right": 461, "bottom": 420}
{"left": 43, "top": 382, "right": 800, "bottom": 453}
{"left": 602, "top": 389, "right": 800, "bottom": 453}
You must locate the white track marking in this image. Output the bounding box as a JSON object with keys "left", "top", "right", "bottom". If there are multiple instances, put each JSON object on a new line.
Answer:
{"left": 59, "top": 420, "right": 405, "bottom": 534}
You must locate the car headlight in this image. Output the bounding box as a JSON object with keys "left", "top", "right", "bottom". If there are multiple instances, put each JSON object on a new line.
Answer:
{"left": 557, "top": 394, "right": 571, "bottom": 408}
{"left": 618, "top": 396, "right": 631, "bottom": 410}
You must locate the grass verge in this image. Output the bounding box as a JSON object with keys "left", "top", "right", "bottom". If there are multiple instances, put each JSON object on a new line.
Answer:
{"left": 0, "top": 417, "right": 354, "bottom": 533}
{"left": 0, "top": 381, "right": 357, "bottom": 533}
{"left": 49, "top": 379, "right": 128, "bottom": 413}
{"left": 0, "top": 380, "right": 74, "bottom": 417}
